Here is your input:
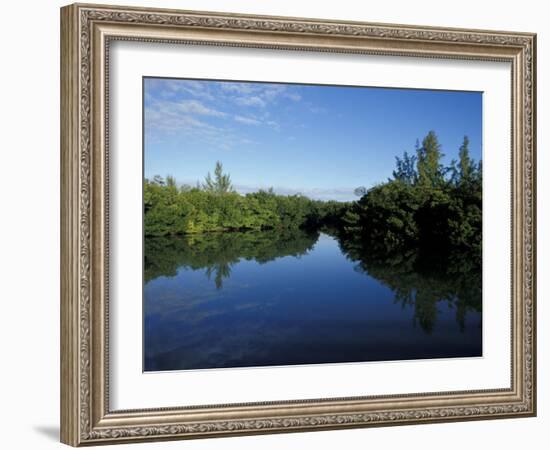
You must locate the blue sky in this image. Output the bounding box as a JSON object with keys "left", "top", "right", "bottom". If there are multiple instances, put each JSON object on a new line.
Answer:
{"left": 144, "top": 77, "right": 482, "bottom": 202}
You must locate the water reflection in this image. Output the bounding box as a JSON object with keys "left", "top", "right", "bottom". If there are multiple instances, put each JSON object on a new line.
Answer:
{"left": 144, "top": 230, "right": 481, "bottom": 371}
{"left": 337, "top": 236, "right": 482, "bottom": 334}
{"left": 145, "top": 229, "right": 319, "bottom": 288}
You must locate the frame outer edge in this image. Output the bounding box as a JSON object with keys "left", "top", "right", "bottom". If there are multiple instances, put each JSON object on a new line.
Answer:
{"left": 61, "top": 4, "right": 81, "bottom": 447}
{"left": 61, "top": 2, "right": 537, "bottom": 445}
{"left": 528, "top": 33, "right": 537, "bottom": 416}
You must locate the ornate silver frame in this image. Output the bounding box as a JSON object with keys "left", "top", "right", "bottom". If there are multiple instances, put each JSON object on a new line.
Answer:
{"left": 60, "top": 3, "right": 536, "bottom": 446}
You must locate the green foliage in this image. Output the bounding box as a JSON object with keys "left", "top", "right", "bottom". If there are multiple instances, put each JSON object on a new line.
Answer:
{"left": 416, "top": 130, "right": 446, "bottom": 188}
{"left": 349, "top": 180, "right": 422, "bottom": 252}
{"left": 143, "top": 165, "right": 347, "bottom": 236}
{"left": 344, "top": 131, "right": 482, "bottom": 256}
{"left": 458, "top": 136, "right": 476, "bottom": 182}
{"left": 202, "top": 161, "right": 234, "bottom": 193}
{"left": 392, "top": 151, "right": 417, "bottom": 185}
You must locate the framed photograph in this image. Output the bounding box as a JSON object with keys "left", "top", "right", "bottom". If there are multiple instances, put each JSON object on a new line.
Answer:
{"left": 60, "top": 3, "right": 537, "bottom": 446}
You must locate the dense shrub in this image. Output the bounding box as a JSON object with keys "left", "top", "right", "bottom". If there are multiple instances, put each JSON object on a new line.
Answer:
{"left": 341, "top": 132, "right": 482, "bottom": 256}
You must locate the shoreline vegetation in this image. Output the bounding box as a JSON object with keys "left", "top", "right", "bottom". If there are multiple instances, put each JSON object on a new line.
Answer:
{"left": 145, "top": 130, "right": 481, "bottom": 260}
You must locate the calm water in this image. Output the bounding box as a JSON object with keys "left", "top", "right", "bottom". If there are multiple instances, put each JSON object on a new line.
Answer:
{"left": 144, "top": 230, "right": 482, "bottom": 371}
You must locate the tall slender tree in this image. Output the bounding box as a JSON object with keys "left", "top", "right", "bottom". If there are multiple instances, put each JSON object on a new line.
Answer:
{"left": 166, "top": 175, "right": 177, "bottom": 188}
{"left": 458, "top": 136, "right": 476, "bottom": 183}
{"left": 202, "top": 161, "right": 234, "bottom": 194}
{"left": 416, "top": 131, "right": 444, "bottom": 187}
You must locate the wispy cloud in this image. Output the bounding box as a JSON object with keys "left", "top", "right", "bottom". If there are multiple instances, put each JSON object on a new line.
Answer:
{"left": 234, "top": 115, "right": 261, "bottom": 125}
{"left": 220, "top": 83, "right": 257, "bottom": 95}
{"left": 145, "top": 106, "right": 216, "bottom": 133}
{"left": 145, "top": 98, "right": 241, "bottom": 151}
{"left": 176, "top": 100, "right": 227, "bottom": 117}
{"left": 144, "top": 78, "right": 322, "bottom": 151}
{"left": 220, "top": 82, "right": 302, "bottom": 108}
{"left": 235, "top": 96, "right": 266, "bottom": 108}
{"left": 151, "top": 79, "right": 215, "bottom": 101}
{"left": 286, "top": 92, "right": 302, "bottom": 102}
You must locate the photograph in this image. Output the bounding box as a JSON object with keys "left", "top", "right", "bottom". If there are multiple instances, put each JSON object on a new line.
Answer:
{"left": 143, "top": 77, "right": 483, "bottom": 372}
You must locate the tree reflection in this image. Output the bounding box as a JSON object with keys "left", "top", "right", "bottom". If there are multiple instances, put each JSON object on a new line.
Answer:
{"left": 145, "top": 229, "right": 481, "bottom": 333}
{"left": 145, "top": 228, "right": 319, "bottom": 288}
{"left": 334, "top": 232, "right": 482, "bottom": 333}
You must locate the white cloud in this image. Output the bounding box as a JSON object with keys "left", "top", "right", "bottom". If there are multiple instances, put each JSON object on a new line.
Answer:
{"left": 220, "top": 83, "right": 256, "bottom": 95}
{"left": 144, "top": 79, "right": 313, "bottom": 148}
{"left": 234, "top": 115, "right": 261, "bottom": 125}
{"left": 147, "top": 79, "right": 215, "bottom": 101}
{"left": 286, "top": 92, "right": 302, "bottom": 102}
{"left": 144, "top": 98, "right": 238, "bottom": 151}
{"left": 222, "top": 82, "right": 302, "bottom": 109}
{"left": 176, "top": 100, "right": 226, "bottom": 117}
{"left": 147, "top": 79, "right": 304, "bottom": 111}
{"left": 261, "top": 85, "right": 286, "bottom": 100}
{"left": 266, "top": 120, "right": 280, "bottom": 131}
{"left": 145, "top": 106, "right": 215, "bottom": 132}
{"left": 235, "top": 96, "right": 266, "bottom": 108}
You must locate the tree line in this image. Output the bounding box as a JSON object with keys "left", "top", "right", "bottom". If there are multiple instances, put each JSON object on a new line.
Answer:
{"left": 144, "top": 161, "right": 348, "bottom": 236}
{"left": 145, "top": 130, "right": 481, "bottom": 256}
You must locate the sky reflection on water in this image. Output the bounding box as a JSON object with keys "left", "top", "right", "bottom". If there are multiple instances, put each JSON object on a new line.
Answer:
{"left": 144, "top": 232, "right": 481, "bottom": 371}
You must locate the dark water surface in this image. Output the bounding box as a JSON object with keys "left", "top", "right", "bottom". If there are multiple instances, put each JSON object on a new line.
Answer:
{"left": 144, "top": 230, "right": 482, "bottom": 371}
